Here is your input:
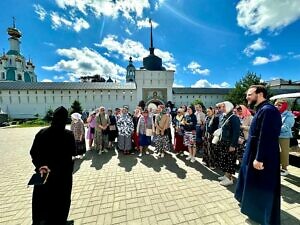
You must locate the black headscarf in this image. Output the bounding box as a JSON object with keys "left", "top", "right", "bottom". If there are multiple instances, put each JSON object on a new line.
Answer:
{"left": 51, "top": 106, "right": 68, "bottom": 129}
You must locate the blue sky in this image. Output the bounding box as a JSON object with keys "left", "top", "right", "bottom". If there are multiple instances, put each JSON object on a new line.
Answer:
{"left": 0, "top": 0, "right": 300, "bottom": 87}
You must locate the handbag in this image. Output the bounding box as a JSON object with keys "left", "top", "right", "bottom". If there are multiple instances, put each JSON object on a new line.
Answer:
{"left": 109, "top": 125, "right": 116, "bottom": 131}
{"left": 146, "top": 128, "right": 153, "bottom": 136}
{"left": 212, "top": 114, "right": 234, "bottom": 145}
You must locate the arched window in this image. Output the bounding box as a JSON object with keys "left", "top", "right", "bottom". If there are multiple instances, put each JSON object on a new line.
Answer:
{"left": 17, "top": 74, "right": 22, "bottom": 80}
{"left": 1, "top": 72, "right": 5, "bottom": 79}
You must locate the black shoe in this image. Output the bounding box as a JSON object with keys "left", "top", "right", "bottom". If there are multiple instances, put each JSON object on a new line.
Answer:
{"left": 66, "top": 220, "right": 74, "bottom": 225}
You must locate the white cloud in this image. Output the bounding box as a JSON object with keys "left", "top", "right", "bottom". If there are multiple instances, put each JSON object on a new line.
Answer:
{"left": 137, "top": 19, "right": 159, "bottom": 29}
{"left": 73, "top": 17, "right": 90, "bottom": 32}
{"left": 53, "top": 75, "right": 65, "bottom": 80}
{"left": 293, "top": 54, "right": 300, "bottom": 59}
{"left": 97, "top": 35, "right": 176, "bottom": 70}
{"left": 43, "top": 42, "right": 55, "bottom": 47}
{"left": 42, "top": 47, "right": 126, "bottom": 82}
{"left": 41, "top": 79, "right": 53, "bottom": 82}
{"left": 125, "top": 28, "right": 133, "bottom": 35}
{"left": 55, "top": 0, "right": 151, "bottom": 22}
{"left": 236, "top": 0, "right": 300, "bottom": 34}
{"left": 191, "top": 80, "right": 230, "bottom": 88}
{"left": 243, "top": 38, "right": 266, "bottom": 57}
{"left": 253, "top": 54, "right": 281, "bottom": 65}
{"left": 33, "top": 4, "right": 47, "bottom": 20}
{"left": 50, "top": 11, "right": 89, "bottom": 32}
{"left": 186, "top": 61, "right": 210, "bottom": 75}
{"left": 50, "top": 12, "right": 72, "bottom": 29}
{"left": 172, "top": 82, "right": 184, "bottom": 87}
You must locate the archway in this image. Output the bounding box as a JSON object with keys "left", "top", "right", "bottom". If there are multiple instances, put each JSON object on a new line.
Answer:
{"left": 145, "top": 99, "right": 165, "bottom": 111}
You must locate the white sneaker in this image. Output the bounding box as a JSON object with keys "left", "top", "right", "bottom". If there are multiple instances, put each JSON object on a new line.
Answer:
{"left": 98, "top": 150, "right": 102, "bottom": 155}
{"left": 218, "top": 175, "right": 226, "bottom": 181}
{"left": 103, "top": 149, "right": 108, "bottom": 153}
{"left": 281, "top": 169, "right": 289, "bottom": 176}
{"left": 220, "top": 177, "right": 233, "bottom": 186}
{"left": 186, "top": 155, "right": 192, "bottom": 160}
{"left": 79, "top": 155, "right": 84, "bottom": 159}
{"left": 190, "top": 157, "right": 196, "bottom": 163}
{"left": 180, "top": 152, "right": 184, "bottom": 156}
{"left": 145, "top": 151, "right": 150, "bottom": 155}
{"left": 161, "top": 152, "right": 165, "bottom": 158}
{"left": 138, "top": 153, "right": 142, "bottom": 157}
{"left": 72, "top": 156, "right": 76, "bottom": 160}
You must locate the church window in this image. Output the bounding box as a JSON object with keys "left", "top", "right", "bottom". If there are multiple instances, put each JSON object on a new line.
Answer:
{"left": 61, "top": 96, "right": 63, "bottom": 103}
{"left": 9, "top": 59, "right": 12, "bottom": 65}
{"left": 52, "top": 91, "right": 54, "bottom": 94}
{"left": 35, "top": 91, "right": 37, "bottom": 94}
{"left": 44, "top": 96, "right": 47, "bottom": 103}
{"left": 18, "top": 96, "right": 21, "bottom": 104}
{"left": 69, "top": 96, "right": 71, "bottom": 102}
{"left": 53, "top": 96, "right": 55, "bottom": 103}
{"left": 1, "top": 72, "right": 5, "bottom": 79}
{"left": 9, "top": 91, "right": 11, "bottom": 94}
{"left": 130, "top": 95, "right": 132, "bottom": 101}
{"left": 36, "top": 96, "right": 38, "bottom": 103}
{"left": 44, "top": 90, "right": 46, "bottom": 94}
{"left": 77, "top": 91, "right": 79, "bottom": 94}
{"left": 61, "top": 90, "right": 63, "bottom": 94}
{"left": 27, "top": 90, "right": 29, "bottom": 94}
{"left": 150, "top": 80, "right": 152, "bottom": 84}
{"left": 27, "top": 96, "right": 29, "bottom": 103}
{"left": 17, "top": 74, "right": 22, "bottom": 80}
{"left": 180, "top": 96, "right": 182, "bottom": 99}
{"left": 187, "top": 96, "right": 188, "bottom": 99}
{"left": 69, "top": 91, "right": 71, "bottom": 94}
{"left": 18, "top": 91, "right": 20, "bottom": 94}
{"left": 9, "top": 96, "right": 12, "bottom": 104}
{"left": 116, "top": 95, "right": 118, "bottom": 100}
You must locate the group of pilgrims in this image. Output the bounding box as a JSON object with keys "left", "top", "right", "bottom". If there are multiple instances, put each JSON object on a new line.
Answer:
{"left": 69, "top": 101, "right": 254, "bottom": 187}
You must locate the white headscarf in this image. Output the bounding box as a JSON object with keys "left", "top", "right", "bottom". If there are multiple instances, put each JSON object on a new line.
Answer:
{"left": 71, "top": 112, "right": 82, "bottom": 122}
{"left": 223, "top": 101, "right": 234, "bottom": 114}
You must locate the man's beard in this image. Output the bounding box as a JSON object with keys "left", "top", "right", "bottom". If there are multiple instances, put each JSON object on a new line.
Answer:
{"left": 248, "top": 99, "right": 257, "bottom": 109}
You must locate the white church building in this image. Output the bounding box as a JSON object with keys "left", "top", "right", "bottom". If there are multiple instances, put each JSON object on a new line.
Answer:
{"left": 3, "top": 21, "right": 297, "bottom": 119}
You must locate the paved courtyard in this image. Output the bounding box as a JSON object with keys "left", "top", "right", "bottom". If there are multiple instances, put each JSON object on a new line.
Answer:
{"left": 0, "top": 127, "right": 299, "bottom": 225}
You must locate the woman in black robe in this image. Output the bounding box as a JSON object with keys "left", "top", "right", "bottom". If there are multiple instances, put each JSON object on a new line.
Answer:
{"left": 30, "top": 106, "right": 76, "bottom": 225}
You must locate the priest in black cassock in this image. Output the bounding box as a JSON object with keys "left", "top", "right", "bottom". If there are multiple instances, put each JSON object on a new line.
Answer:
{"left": 30, "top": 106, "right": 76, "bottom": 225}
{"left": 235, "top": 85, "right": 282, "bottom": 225}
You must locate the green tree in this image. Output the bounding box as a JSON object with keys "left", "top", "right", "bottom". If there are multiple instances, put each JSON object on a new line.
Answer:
{"left": 191, "top": 99, "right": 205, "bottom": 109}
{"left": 43, "top": 109, "right": 53, "bottom": 122}
{"left": 225, "top": 72, "right": 265, "bottom": 105}
{"left": 70, "top": 100, "right": 83, "bottom": 115}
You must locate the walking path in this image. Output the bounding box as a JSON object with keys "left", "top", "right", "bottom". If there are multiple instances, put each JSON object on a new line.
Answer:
{"left": 0, "top": 127, "right": 299, "bottom": 225}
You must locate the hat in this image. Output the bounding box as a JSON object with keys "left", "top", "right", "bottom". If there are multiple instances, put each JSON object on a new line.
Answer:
{"left": 123, "top": 106, "right": 129, "bottom": 110}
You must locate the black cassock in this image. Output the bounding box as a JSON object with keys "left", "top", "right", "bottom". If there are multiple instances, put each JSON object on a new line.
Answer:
{"left": 235, "top": 101, "right": 282, "bottom": 225}
{"left": 30, "top": 126, "right": 75, "bottom": 225}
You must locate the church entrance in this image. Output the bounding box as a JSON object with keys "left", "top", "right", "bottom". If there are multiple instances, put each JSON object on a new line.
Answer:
{"left": 146, "top": 99, "right": 164, "bottom": 111}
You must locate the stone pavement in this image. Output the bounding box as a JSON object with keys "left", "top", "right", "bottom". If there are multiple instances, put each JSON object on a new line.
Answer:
{"left": 0, "top": 127, "right": 299, "bottom": 225}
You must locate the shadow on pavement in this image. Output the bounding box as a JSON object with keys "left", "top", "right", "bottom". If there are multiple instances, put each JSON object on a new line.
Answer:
{"left": 89, "top": 148, "right": 116, "bottom": 170}
{"left": 281, "top": 209, "right": 300, "bottom": 225}
{"left": 281, "top": 183, "right": 300, "bottom": 205}
{"left": 283, "top": 173, "right": 300, "bottom": 187}
{"left": 140, "top": 152, "right": 187, "bottom": 179}
{"left": 117, "top": 150, "right": 138, "bottom": 172}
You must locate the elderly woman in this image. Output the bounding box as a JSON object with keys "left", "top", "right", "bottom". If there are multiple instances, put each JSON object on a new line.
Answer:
{"left": 172, "top": 108, "right": 187, "bottom": 156}
{"left": 95, "top": 106, "right": 110, "bottom": 155}
{"left": 275, "top": 99, "right": 295, "bottom": 176}
{"left": 71, "top": 112, "right": 86, "bottom": 159}
{"left": 137, "top": 109, "right": 154, "bottom": 156}
{"left": 216, "top": 101, "right": 240, "bottom": 186}
{"left": 182, "top": 105, "right": 198, "bottom": 163}
{"left": 117, "top": 107, "right": 134, "bottom": 155}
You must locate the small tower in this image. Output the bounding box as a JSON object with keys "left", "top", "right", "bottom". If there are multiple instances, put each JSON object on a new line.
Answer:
{"left": 7, "top": 17, "right": 22, "bottom": 54}
{"left": 126, "top": 56, "right": 136, "bottom": 82}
